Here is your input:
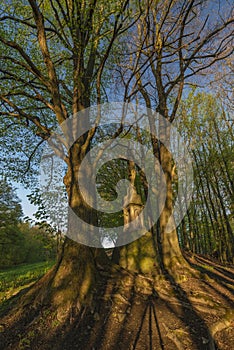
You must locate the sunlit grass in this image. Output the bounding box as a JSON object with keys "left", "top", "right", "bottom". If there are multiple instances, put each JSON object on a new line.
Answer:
{"left": 0, "top": 261, "right": 55, "bottom": 307}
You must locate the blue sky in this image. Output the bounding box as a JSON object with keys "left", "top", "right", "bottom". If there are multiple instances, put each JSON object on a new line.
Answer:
{"left": 13, "top": 182, "right": 38, "bottom": 219}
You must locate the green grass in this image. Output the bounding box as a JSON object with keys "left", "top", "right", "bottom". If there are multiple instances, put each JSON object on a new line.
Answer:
{"left": 0, "top": 260, "right": 55, "bottom": 306}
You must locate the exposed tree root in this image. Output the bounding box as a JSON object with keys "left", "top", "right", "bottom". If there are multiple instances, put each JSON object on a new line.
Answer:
{"left": 0, "top": 254, "right": 233, "bottom": 350}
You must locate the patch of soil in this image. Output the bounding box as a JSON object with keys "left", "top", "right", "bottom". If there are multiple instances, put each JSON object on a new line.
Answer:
{"left": 0, "top": 253, "right": 233, "bottom": 350}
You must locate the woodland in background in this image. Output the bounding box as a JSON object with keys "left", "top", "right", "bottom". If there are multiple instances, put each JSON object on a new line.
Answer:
{"left": 177, "top": 91, "right": 233, "bottom": 263}
{"left": 0, "top": 179, "right": 57, "bottom": 267}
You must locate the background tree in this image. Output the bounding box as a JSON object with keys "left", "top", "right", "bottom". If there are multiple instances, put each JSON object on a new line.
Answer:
{"left": 177, "top": 91, "right": 234, "bottom": 262}
{"left": 0, "top": 178, "right": 24, "bottom": 266}
{"left": 19, "top": 222, "right": 57, "bottom": 263}
{"left": 0, "top": 178, "right": 56, "bottom": 266}
{"left": 0, "top": 178, "right": 22, "bottom": 226}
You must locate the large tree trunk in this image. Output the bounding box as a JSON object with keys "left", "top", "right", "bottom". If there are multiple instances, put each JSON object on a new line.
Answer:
{"left": 157, "top": 119, "right": 190, "bottom": 272}
{"left": 117, "top": 231, "right": 161, "bottom": 275}
{"left": 159, "top": 144, "right": 187, "bottom": 269}
{"left": 33, "top": 142, "right": 110, "bottom": 320}
{"left": 48, "top": 239, "right": 99, "bottom": 322}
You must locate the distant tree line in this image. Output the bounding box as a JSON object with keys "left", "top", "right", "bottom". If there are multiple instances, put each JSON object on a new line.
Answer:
{"left": 177, "top": 92, "right": 233, "bottom": 263}
{"left": 0, "top": 179, "right": 56, "bottom": 267}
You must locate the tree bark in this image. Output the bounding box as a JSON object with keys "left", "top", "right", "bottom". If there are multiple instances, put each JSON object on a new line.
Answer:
{"left": 158, "top": 122, "right": 189, "bottom": 271}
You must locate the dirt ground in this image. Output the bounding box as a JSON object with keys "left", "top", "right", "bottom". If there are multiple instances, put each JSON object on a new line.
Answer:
{"left": 0, "top": 252, "right": 233, "bottom": 350}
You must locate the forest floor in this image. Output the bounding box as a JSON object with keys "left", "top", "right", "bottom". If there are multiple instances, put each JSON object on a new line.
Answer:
{"left": 0, "top": 252, "right": 233, "bottom": 350}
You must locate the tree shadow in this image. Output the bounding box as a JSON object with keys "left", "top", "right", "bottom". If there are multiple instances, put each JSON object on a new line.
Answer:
{"left": 163, "top": 270, "right": 219, "bottom": 350}
{"left": 56, "top": 265, "right": 224, "bottom": 350}
{"left": 183, "top": 254, "right": 234, "bottom": 298}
